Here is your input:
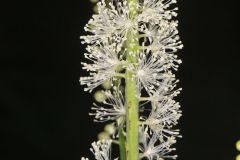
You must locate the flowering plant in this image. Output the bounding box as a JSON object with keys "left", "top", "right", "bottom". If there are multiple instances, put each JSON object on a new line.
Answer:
{"left": 80, "top": 0, "right": 183, "bottom": 160}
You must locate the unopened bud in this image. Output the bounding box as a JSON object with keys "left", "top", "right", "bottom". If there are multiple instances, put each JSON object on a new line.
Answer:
{"left": 236, "top": 140, "right": 240, "bottom": 151}
{"left": 236, "top": 154, "right": 240, "bottom": 160}
{"left": 104, "top": 124, "right": 116, "bottom": 135}
{"left": 98, "top": 132, "right": 110, "bottom": 140}
{"left": 102, "top": 80, "right": 112, "bottom": 90}
{"left": 94, "top": 90, "right": 106, "bottom": 103}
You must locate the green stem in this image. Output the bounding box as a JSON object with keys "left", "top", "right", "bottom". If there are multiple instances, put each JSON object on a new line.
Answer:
{"left": 119, "top": 128, "right": 126, "bottom": 160}
{"left": 126, "top": 0, "right": 139, "bottom": 160}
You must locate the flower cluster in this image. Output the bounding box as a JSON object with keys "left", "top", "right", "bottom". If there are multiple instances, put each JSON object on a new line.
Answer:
{"left": 80, "top": 0, "right": 182, "bottom": 159}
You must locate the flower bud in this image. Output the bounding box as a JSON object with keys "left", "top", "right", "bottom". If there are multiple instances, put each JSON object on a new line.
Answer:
{"left": 104, "top": 124, "right": 116, "bottom": 135}
{"left": 102, "top": 80, "right": 112, "bottom": 90}
{"left": 98, "top": 132, "right": 110, "bottom": 140}
{"left": 236, "top": 154, "right": 240, "bottom": 160}
{"left": 236, "top": 140, "right": 240, "bottom": 151}
{"left": 94, "top": 91, "right": 106, "bottom": 103}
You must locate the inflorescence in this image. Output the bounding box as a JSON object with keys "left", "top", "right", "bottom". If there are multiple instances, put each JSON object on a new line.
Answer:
{"left": 80, "top": 0, "right": 183, "bottom": 159}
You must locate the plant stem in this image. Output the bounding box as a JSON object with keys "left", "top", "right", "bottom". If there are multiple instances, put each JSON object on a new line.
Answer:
{"left": 126, "top": 0, "right": 139, "bottom": 160}
{"left": 119, "top": 128, "right": 126, "bottom": 160}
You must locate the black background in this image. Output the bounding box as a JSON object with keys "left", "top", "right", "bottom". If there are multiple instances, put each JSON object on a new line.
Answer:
{"left": 1, "top": 0, "right": 240, "bottom": 160}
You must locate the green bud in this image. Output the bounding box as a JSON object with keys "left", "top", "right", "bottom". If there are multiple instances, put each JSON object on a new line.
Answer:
{"left": 236, "top": 154, "right": 240, "bottom": 160}
{"left": 104, "top": 124, "right": 116, "bottom": 135}
{"left": 236, "top": 140, "right": 240, "bottom": 151}
{"left": 94, "top": 90, "right": 106, "bottom": 103}
{"left": 102, "top": 80, "right": 112, "bottom": 90}
{"left": 98, "top": 132, "right": 110, "bottom": 140}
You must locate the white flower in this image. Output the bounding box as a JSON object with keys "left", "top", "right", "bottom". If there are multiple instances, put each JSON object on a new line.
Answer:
{"left": 81, "top": 0, "right": 138, "bottom": 45}
{"left": 81, "top": 140, "right": 117, "bottom": 160}
{"left": 147, "top": 74, "right": 181, "bottom": 103}
{"left": 134, "top": 52, "right": 170, "bottom": 94}
{"left": 81, "top": 140, "right": 118, "bottom": 160}
{"left": 139, "top": 73, "right": 182, "bottom": 140}
{"left": 110, "top": 1, "right": 138, "bottom": 40}
{"left": 80, "top": 1, "right": 117, "bottom": 45}
{"left": 138, "top": 0, "right": 178, "bottom": 24}
{"left": 91, "top": 140, "right": 111, "bottom": 160}
{"left": 80, "top": 44, "right": 124, "bottom": 92}
{"left": 141, "top": 97, "right": 182, "bottom": 139}
{"left": 139, "top": 126, "right": 177, "bottom": 160}
{"left": 139, "top": 22, "right": 183, "bottom": 71}
{"left": 90, "top": 90, "right": 126, "bottom": 125}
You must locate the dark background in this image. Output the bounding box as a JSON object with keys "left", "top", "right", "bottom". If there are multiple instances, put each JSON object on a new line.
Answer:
{"left": 1, "top": 0, "right": 240, "bottom": 160}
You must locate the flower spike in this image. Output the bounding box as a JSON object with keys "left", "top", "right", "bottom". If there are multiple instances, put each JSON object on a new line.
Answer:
{"left": 80, "top": 0, "right": 183, "bottom": 159}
